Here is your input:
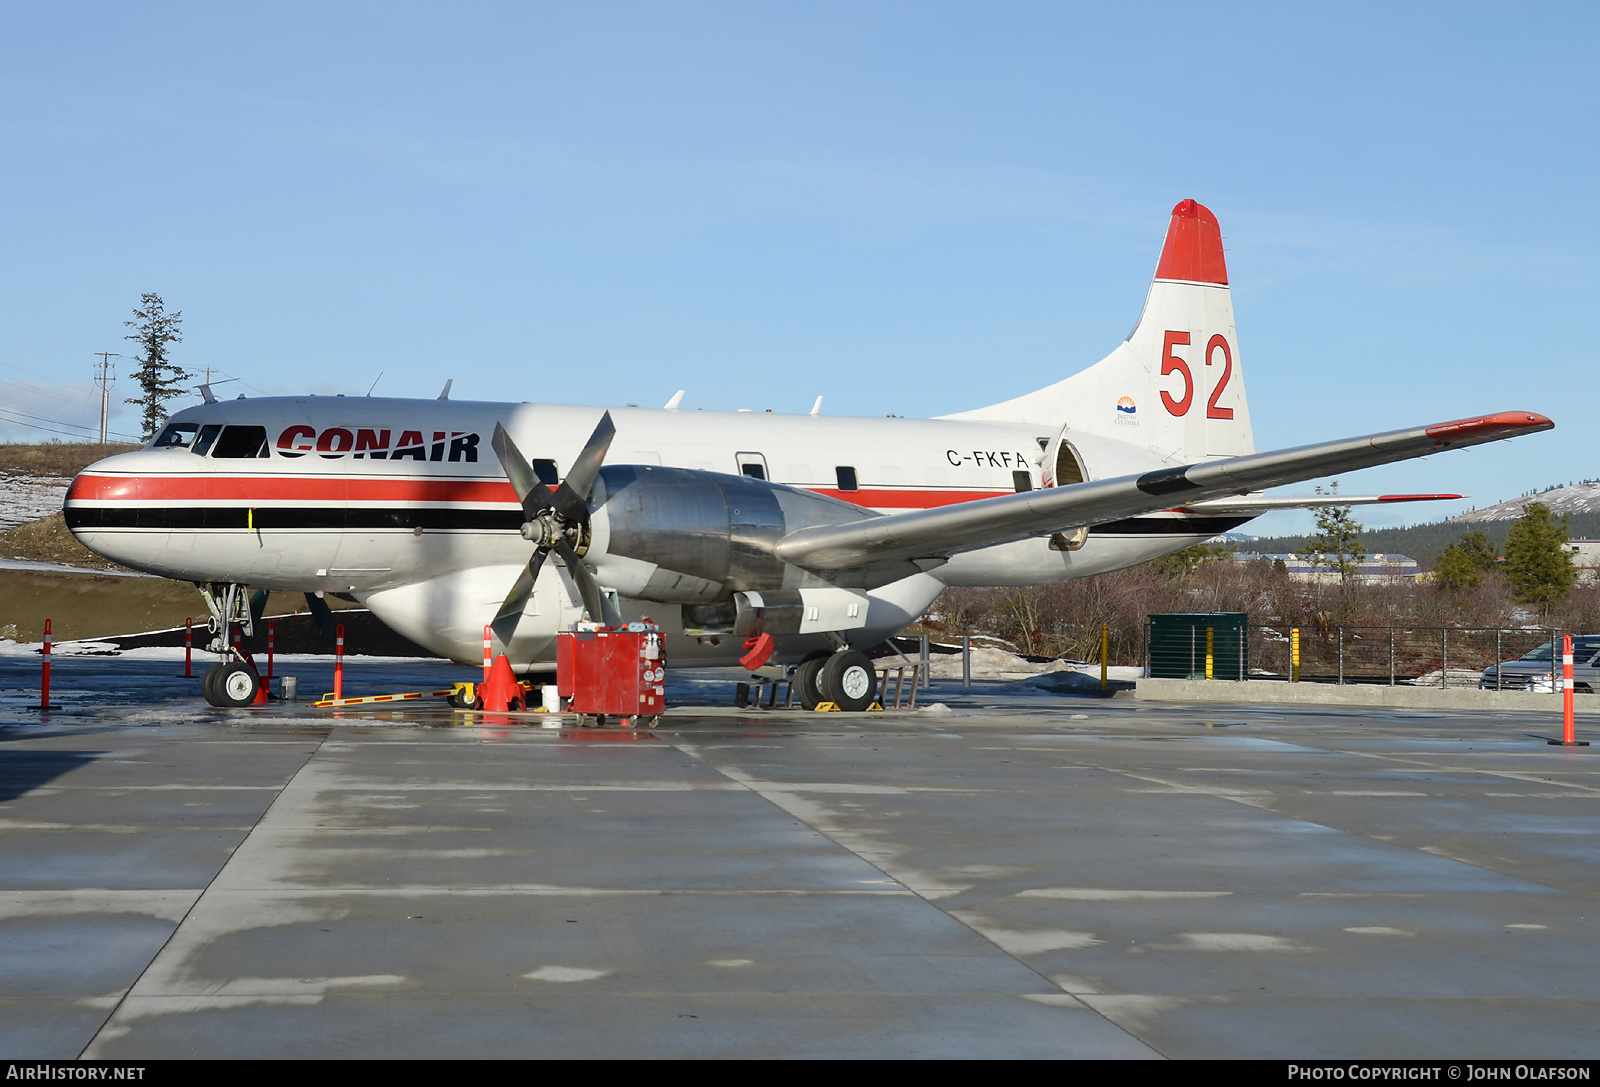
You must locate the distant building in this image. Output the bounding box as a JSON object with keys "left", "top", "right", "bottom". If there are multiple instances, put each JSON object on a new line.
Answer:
{"left": 1234, "top": 552, "right": 1421, "bottom": 584}
{"left": 1566, "top": 540, "right": 1600, "bottom": 582}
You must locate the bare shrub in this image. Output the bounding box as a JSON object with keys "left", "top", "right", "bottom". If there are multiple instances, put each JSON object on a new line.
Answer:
{"left": 925, "top": 554, "right": 1600, "bottom": 666}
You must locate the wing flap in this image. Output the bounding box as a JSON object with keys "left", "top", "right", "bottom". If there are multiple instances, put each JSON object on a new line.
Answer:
{"left": 775, "top": 411, "right": 1550, "bottom": 571}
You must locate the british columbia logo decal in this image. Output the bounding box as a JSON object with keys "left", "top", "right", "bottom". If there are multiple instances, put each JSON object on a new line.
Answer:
{"left": 1115, "top": 396, "right": 1138, "bottom": 425}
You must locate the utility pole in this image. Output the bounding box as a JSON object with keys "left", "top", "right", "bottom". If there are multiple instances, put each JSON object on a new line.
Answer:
{"left": 92, "top": 352, "right": 120, "bottom": 444}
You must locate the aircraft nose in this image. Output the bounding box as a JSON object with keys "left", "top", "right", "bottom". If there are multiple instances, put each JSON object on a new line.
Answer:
{"left": 62, "top": 449, "right": 158, "bottom": 563}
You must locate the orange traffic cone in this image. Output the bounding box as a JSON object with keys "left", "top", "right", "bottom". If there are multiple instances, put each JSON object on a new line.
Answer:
{"left": 478, "top": 654, "right": 526, "bottom": 712}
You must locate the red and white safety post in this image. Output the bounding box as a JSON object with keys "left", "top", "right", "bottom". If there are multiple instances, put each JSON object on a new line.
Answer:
{"left": 36, "top": 618, "right": 56, "bottom": 711}
{"left": 483, "top": 624, "right": 492, "bottom": 685}
{"left": 266, "top": 618, "right": 275, "bottom": 680}
{"left": 1549, "top": 634, "right": 1589, "bottom": 747}
{"left": 182, "top": 617, "right": 193, "bottom": 677}
{"left": 334, "top": 622, "right": 345, "bottom": 702}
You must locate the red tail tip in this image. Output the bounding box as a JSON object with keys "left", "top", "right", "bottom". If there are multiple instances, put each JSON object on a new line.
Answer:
{"left": 1154, "top": 199, "right": 1228, "bottom": 286}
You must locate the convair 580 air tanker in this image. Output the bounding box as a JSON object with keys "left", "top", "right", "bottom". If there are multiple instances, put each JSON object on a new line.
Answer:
{"left": 64, "top": 200, "right": 1553, "bottom": 707}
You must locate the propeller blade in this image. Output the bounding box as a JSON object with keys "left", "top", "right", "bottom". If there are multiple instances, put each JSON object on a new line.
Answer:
{"left": 550, "top": 411, "right": 616, "bottom": 521}
{"left": 555, "top": 538, "right": 621, "bottom": 628}
{"left": 490, "top": 547, "right": 550, "bottom": 649}
{"left": 491, "top": 423, "right": 557, "bottom": 518}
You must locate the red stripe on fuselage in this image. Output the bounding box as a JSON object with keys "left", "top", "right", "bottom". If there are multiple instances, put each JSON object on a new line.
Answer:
{"left": 67, "top": 473, "right": 1011, "bottom": 510}
{"left": 808, "top": 487, "right": 1005, "bottom": 508}
{"left": 67, "top": 473, "right": 518, "bottom": 504}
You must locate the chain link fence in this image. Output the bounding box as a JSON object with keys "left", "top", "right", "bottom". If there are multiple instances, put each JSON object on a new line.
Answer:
{"left": 1140, "top": 616, "right": 1595, "bottom": 689}
{"left": 1244, "top": 625, "right": 1574, "bottom": 688}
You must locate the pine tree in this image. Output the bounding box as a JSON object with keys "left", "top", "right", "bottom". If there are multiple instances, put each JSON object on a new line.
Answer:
{"left": 1152, "top": 540, "right": 1236, "bottom": 578}
{"left": 1435, "top": 543, "right": 1484, "bottom": 590}
{"left": 1294, "top": 482, "right": 1365, "bottom": 583}
{"left": 1502, "top": 502, "right": 1575, "bottom": 607}
{"left": 1434, "top": 530, "right": 1499, "bottom": 591}
{"left": 1456, "top": 530, "right": 1499, "bottom": 572}
{"left": 123, "top": 293, "right": 189, "bottom": 440}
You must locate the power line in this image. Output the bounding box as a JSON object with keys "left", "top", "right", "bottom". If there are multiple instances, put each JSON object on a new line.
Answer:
{"left": 0, "top": 362, "right": 105, "bottom": 411}
{"left": 0, "top": 404, "right": 140, "bottom": 442}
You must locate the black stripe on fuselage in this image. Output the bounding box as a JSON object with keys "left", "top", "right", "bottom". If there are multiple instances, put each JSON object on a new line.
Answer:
{"left": 65, "top": 507, "right": 524, "bottom": 531}
{"left": 1092, "top": 516, "right": 1250, "bottom": 536}
{"left": 67, "top": 506, "right": 1249, "bottom": 538}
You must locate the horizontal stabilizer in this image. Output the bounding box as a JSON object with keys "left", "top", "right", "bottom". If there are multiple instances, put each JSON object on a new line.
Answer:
{"left": 1185, "top": 493, "right": 1464, "bottom": 516}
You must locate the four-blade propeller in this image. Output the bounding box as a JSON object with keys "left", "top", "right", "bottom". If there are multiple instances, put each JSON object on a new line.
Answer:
{"left": 489, "top": 412, "right": 622, "bottom": 649}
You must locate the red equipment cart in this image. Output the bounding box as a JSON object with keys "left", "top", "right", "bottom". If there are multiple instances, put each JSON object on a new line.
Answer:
{"left": 556, "top": 625, "right": 665, "bottom": 726}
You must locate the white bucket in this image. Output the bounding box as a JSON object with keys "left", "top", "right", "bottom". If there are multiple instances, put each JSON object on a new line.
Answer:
{"left": 541, "top": 685, "right": 561, "bottom": 712}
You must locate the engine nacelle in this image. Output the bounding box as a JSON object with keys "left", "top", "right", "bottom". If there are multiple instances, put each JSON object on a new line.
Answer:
{"left": 584, "top": 465, "right": 874, "bottom": 603}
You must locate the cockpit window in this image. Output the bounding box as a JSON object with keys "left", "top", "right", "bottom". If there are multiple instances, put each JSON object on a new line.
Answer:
{"left": 152, "top": 423, "right": 200, "bottom": 448}
{"left": 212, "top": 425, "right": 269, "bottom": 459}
{"left": 191, "top": 424, "right": 222, "bottom": 456}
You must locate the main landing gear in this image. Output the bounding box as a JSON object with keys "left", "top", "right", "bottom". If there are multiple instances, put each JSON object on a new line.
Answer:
{"left": 793, "top": 647, "right": 877, "bottom": 713}
{"left": 196, "top": 582, "right": 264, "bottom": 708}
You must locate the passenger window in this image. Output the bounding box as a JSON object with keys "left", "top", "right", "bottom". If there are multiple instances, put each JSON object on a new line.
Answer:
{"left": 1013, "top": 470, "right": 1033, "bottom": 492}
{"left": 152, "top": 423, "right": 199, "bottom": 448}
{"left": 532, "top": 459, "right": 560, "bottom": 485}
{"left": 836, "top": 466, "right": 858, "bottom": 491}
{"left": 191, "top": 424, "right": 222, "bottom": 456}
{"left": 212, "top": 425, "right": 269, "bottom": 459}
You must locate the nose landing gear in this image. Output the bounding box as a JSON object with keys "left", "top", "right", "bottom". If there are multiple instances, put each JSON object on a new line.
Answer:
{"left": 202, "top": 659, "right": 263, "bottom": 707}
{"left": 197, "top": 582, "right": 267, "bottom": 708}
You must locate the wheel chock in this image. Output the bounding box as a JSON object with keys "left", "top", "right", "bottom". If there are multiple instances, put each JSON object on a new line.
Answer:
{"left": 866, "top": 702, "right": 884, "bottom": 712}
{"left": 813, "top": 701, "right": 840, "bottom": 712}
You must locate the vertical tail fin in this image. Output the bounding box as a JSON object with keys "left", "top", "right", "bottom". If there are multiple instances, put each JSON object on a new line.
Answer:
{"left": 945, "top": 199, "right": 1254, "bottom": 461}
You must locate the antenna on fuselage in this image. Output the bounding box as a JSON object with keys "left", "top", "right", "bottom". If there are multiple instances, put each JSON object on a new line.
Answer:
{"left": 195, "top": 377, "right": 239, "bottom": 405}
{"left": 437, "top": 379, "right": 452, "bottom": 401}
{"left": 664, "top": 390, "right": 685, "bottom": 410}
{"left": 367, "top": 371, "right": 383, "bottom": 397}
{"left": 810, "top": 396, "right": 823, "bottom": 417}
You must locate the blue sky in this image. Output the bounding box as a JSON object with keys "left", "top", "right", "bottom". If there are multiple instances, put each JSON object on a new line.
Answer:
{"left": 1, "top": 3, "right": 1592, "bottom": 533}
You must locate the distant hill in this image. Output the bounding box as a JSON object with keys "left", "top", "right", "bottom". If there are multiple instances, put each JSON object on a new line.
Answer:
{"left": 1235, "top": 481, "right": 1600, "bottom": 569}
{"left": 0, "top": 441, "right": 138, "bottom": 478}
{"left": 1450, "top": 481, "right": 1600, "bottom": 523}
{"left": 1242, "top": 512, "right": 1600, "bottom": 570}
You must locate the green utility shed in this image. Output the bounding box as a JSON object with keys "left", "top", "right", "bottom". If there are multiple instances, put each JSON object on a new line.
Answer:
{"left": 1147, "top": 612, "right": 1249, "bottom": 680}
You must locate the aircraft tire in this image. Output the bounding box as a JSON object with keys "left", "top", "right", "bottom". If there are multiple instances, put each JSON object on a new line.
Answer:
{"left": 794, "top": 652, "right": 830, "bottom": 710}
{"left": 214, "top": 662, "right": 261, "bottom": 708}
{"left": 201, "top": 663, "right": 226, "bottom": 706}
{"left": 820, "top": 650, "right": 877, "bottom": 713}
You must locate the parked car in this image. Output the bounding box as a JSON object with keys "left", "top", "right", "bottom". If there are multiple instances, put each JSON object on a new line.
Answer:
{"left": 1481, "top": 636, "right": 1600, "bottom": 692}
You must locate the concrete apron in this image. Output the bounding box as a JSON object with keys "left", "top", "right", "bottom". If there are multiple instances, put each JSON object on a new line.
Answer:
{"left": 1136, "top": 677, "right": 1600, "bottom": 715}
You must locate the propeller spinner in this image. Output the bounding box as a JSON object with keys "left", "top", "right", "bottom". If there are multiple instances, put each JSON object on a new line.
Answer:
{"left": 489, "top": 412, "right": 622, "bottom": 648}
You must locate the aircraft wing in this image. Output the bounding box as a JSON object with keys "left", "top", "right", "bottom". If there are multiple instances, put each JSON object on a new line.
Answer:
{"left": 1182, "top": 492, "right": 1463, "bottom": 515}
{"left": 774, "top": 411, "right": 1551, "bottom": 571}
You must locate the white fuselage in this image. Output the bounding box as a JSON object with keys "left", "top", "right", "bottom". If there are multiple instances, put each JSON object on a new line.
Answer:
{"left": 66, "top": 397, "right": 1243, "bottom": 669}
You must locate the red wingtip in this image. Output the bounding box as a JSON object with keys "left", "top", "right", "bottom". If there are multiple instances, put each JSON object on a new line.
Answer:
{"left": 1425, "top": 411, "right": 1555, "bottom": 441}
{"left": 1153, "top": 199, "right": 1228, "bottom": 285}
